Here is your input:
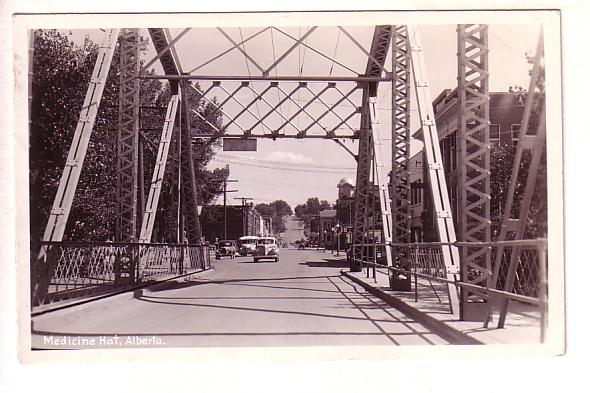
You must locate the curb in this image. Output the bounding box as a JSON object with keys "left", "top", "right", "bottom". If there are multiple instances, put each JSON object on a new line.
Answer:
{"left": 341, "top": 271, "right": 482, "bottom": 345}
{"left": 31, "top": 267, "right": 215, "bottom": 318}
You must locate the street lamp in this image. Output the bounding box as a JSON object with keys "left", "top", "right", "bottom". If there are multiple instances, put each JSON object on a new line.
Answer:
{"left": 335, "top": 223, "right": 341, "bottom": 256}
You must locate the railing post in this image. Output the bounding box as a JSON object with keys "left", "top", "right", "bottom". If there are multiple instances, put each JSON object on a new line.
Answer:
{"left": 32, "top": 244, "right": 59, "bottom": 307}
{"left": 414, "top": 246, "right": 419, "bottom": 302}
{"left": 130, "top": 244, "right": 138, "bottom": 285}
{"left": 538, "top": 241, "right": 547, "bottom": 343}
{"left": 179, "top": 244, "right": 185, "bottom": 275}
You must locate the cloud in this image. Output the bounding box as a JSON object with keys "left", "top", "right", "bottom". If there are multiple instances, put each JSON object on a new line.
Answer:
{"left": 265, "top": 151, "right": 314, "bottom": 164}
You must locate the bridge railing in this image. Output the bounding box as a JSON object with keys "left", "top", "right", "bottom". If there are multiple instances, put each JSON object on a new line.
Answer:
{"left": 350, "top": 239, "right": 548, "bottom": 338}
{"left": 31, "top": 241, "right": 211, "bottom": 309}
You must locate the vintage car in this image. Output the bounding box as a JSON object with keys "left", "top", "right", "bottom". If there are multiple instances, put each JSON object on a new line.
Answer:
{"left": 253, "top": 237, "right": 280, "bottom": 262}
{"left": 215, "top": 240, "right": 237, "bottom": 259}
{"left": 238, "top": 235, "right": 259, "bottom": 256}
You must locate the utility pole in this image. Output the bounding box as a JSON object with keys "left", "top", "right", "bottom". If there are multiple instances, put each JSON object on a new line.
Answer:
{"left": 235, "top": 197, "right": 254, "bottom": 237}
{"left": 223, "top": 178, "right": 238, "bottom": 240}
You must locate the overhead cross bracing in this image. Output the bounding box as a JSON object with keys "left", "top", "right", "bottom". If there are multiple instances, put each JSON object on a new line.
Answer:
{"left": 141, "top": 27, "right": 390, "bottom": 140}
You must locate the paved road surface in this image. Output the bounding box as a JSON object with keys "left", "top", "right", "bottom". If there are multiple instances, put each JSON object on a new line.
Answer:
{"left": 282, "top": 215, "right": 305, "bottom": 245}
{"left": 32, "top": 248, "right": 449, "bottom": 349}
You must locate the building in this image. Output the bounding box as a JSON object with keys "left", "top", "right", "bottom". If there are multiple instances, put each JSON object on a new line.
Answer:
{"left": 408, "top": 152, "right": 426, "bottom": 243}
{"left": 336, "top": 177, "right": 355, "bottom": 226}
{"left": 411, "top": 89, "right": 525, "bottom": 241}
{"left": 318, "top": 209, "right": 337, "bottom": 249}
{"left": 200, "top": 203, "right": 267, "bottom": 243}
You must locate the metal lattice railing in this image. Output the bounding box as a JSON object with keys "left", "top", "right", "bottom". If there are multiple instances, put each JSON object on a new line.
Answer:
{"left": 31, "top": 242, "right": 210, "bottom": 308}
{"left": 387, "top": 240, "right": 544, "bottom": 298}
{"left": 352, "top": 239, "right": 547, "bottom": 336}
{"left": 494, "top": 246, "right": 540, "bottom": 298}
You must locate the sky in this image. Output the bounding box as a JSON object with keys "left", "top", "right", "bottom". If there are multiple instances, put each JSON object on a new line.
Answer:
{"left": 65, "top": 20, "right": 541, "bottom": 210}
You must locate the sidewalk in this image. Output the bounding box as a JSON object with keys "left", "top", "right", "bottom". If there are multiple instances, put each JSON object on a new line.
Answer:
{"left": 329, "top": 256, "right": 543, "bottom": 345}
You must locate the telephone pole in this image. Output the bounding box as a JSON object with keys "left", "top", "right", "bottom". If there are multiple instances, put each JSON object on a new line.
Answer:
{"left": 235, "top": 197, "right": 254, "bottom": 237}
{"left": 223, "top": 178, "right": 238, "bottom": 240}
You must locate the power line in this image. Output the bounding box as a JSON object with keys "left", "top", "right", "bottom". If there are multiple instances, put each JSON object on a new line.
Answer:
{"left": 215, "top": 153, "right": 356, "bottom": 169}
{"left": 212, "top": 157, "right": 357, "bottom": 174}
{"left": 329, "top": 29, "right": 341, "bottom": 76}
{"left": 488, "top": 29, "right": 528, "bottom": 61}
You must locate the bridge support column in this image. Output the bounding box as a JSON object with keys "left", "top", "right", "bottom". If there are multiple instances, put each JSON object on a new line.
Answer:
{"left": 390, "top": 25, "right": 412, "bottom": 291}
{"left": 34, "top": 29, "right": 119, "bottom": 304}
{"left": 179, "top": 79, "right": 203, "bottom": 243}
{"left": 457, "top": 24, "right": 492, "bottom": 321}
{"left": 490, "top": 33, "right": 546, "bottom": 328}
{"left": 116, "top": 28, "right": 141, "bottom": 242}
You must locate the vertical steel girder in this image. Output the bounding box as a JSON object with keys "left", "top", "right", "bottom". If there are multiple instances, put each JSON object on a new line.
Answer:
{"left": 408, "top": 25, "right": 461, "bottom": 316}
{"left": 139, "top": 96, "right": 180, "bottom": 243}
{"left": 352, "top": 26, "right": 392, "bottom": 267}
{"left": 116, "top": 28, "right": 141, "bottom": 242}
{"left": 179, "top": 80, "right": 203, "bottom": 242}
{"left": 490, "top": 33, "right": 545, "bottom": 328}
{"left": 148, "top": 28, "right": 181, "bottom": 93}
{"left": 39, "top": 29, "right": 120, "bottom": 245}
{"left": 369, "top": 97, "right": 394, "bottom": 266}
{"left": 34, "top": 29, "right": 119, "bottom": 302}
{"left": 390, "top": 25, "right": 412, "bottom": 246}
{"left": 148, "top": 28, "right": 203, "bottom": 243}
{"left": 457, "top": 24, "right": 492, "bottom": 318}
{"left": 351, "top": 103, "right": 373, "bottom": 266}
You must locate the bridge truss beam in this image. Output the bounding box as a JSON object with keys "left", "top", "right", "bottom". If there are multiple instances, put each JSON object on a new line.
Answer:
{"left": 457, "top": 24, "right": 492, "bottom": 321}
{"left": 179, "top": 80, "right": 203, "bottom": 242}
{"left": 39, "top": 29, "right": 120, "bottom": 245}
{"left": 138, "top": 95, "right": 180, "bottom": 243}
{"left": 188, "top": 80, "right": 362, "bottom": 139}
{"left": 352, "top": 25, "right": 393, "bottom": 270}
{"left": 408, "top": 25, "right": 461, "bottom": 315}
{"left": 490, "top": 32, "right": 546, "bottom": 328}
{"left": 142, "top": 28, "right": 203, "bottom": 243}
{"left": 115, "top": 28, "right": 141, "bottom": 242}
{"left": 389, "top": 25, "right": 412, "bottom": 288}
{"left": 33, "top": 29, "right": 119, "bottom": 302}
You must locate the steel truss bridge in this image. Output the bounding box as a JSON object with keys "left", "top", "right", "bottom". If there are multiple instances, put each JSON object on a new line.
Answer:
{"left": 31, "top": 24, "right": 547, "bottom": 335}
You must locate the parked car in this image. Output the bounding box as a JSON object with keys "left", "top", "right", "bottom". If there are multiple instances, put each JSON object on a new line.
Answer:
{"left": 253, "top": 237, "right": 280, "bottom": 262}
{"left": 215, "top": 240, "right": 237, "bottom": 259}
{"left": 238, "top": 235, "right": 259, "bottom": 256}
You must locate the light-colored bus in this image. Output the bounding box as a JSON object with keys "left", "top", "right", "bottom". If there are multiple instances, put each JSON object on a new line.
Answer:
{"left": 238, "top": 235, "right": 259, "bottom": 256}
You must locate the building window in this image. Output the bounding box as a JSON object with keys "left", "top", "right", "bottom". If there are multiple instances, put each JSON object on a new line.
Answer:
{"left": 440, "top": 132, "right": 457, "bottom": 172}
{"left": 511, "top": 124, "right": 521, "bottom": 142}
{"left": 410, "top": 180, "right": 422, "bottom": 205}
{"left": 490, "top": 124, "right": 500, "bottom": 142}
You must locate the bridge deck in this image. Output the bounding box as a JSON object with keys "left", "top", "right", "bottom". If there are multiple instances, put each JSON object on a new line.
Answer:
{"left": 32, "top": 249, "right": 452, "bottom": 349}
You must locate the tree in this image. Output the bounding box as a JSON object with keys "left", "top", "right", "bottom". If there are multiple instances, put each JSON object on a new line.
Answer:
{"left": 30, "top": 30, "right": 227, "bottom": 243}
{"left": 493, "top": 50, "right": 547, "bottom": 239}
{"left": 294, "top": 197, "right": 333, "bottom": 229}
{"left": 255, "top": 200, "right": 293, "bottom": 234}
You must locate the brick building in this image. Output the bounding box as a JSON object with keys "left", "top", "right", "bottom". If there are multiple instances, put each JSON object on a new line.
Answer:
{"left": 411, "top": 89, "right": 525, "bottom": 242}
{"left": 200, "top": 204, "right": 266, "bottom": 243}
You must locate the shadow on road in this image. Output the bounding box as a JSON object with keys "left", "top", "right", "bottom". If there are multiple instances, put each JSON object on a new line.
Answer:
{"left": 301, "top": 258, "right": 349, "bottom": 268}
{"left": 138, "top": 274, "right": 343, "bottom": 293}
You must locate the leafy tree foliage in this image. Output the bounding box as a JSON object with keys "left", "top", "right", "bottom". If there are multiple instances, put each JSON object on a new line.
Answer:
{"left": 294, "top": 197, "right": 333, "bottom": 228}
{"left": 254, "top": 199, "right": 292, "bottom": 233}
{"left": 30, "top": 30, "right": 227, "bottom": 243}
{"left": 496, "top": 50, "right": 547, "bottom": 239}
